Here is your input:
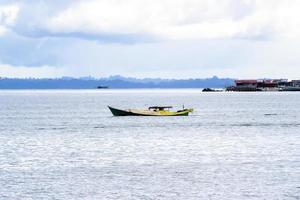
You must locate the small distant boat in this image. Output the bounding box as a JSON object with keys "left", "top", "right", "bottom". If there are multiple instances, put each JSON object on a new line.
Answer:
{"left": 108, "top": 106, "right": 193, "bottom": 116}
{"left": 202, "top": 88, "right": 223, "bottom": 92}
{"left": 97, "top": 86, "right": 109, "bottom": 89}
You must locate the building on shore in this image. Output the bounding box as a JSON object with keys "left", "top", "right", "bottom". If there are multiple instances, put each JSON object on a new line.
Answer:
{"left": 226, "top": 79, "right": 300, "bottom": 91}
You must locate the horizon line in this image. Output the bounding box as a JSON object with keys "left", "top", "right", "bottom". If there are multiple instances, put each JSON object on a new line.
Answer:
{"left": 1, "top": 75, "right": 296, "bottom": 81}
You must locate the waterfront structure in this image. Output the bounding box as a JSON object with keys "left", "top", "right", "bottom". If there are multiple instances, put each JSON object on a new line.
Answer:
{"left": 227, "top": 79, "right": 300, "bottom": 91}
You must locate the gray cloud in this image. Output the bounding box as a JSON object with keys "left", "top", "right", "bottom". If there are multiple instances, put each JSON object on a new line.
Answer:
{"left": 0, "top": 33, "right": 60, "bottom": 66}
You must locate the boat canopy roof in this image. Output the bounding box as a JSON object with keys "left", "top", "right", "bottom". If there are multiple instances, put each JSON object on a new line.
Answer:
{"left": 148, "top": 106, "right": 173, "bottom": 110}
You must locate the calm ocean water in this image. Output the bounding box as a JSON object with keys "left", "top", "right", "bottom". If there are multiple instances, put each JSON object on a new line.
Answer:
{"left": 0, "top": 89, "right": 299, "bottom": 200}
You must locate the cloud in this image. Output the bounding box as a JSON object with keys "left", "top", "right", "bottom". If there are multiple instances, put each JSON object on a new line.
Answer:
{"left": 0, "top": 5, "right": 18, "bottom": 25}
{"left": 46, "top": 0, "right": 255, "bottom": 40}
{"left": 44, "top": 0, "right": 300, "bottom": 41}
{"left": 3, "top": 0, "right": 300, "bottom": 42}
{"left": 0, "top": 33, "right": 61, "bottom": 66}
{"left": 0, "top": 4, "right": 19, "bottom": 36}
{"left": 0, "top": 63, "right": 66, "bottom": 78}
{"left": 0, "top": 25, "right": 5, "bottom": 36}
{"left": 0, "top": 0, "right": 300, "bottom": 79}
{"left": 1, "top": 37, "right": 300, "bottom": 79}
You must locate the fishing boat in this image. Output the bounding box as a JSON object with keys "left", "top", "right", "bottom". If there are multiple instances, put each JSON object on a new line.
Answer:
{"left": 108, "top": 106, "right": 193, "bottom": 116}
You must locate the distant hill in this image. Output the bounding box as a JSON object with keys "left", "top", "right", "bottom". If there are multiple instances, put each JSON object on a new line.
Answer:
{"left": 0, "top": 76, "right": 234, "bottom": 89}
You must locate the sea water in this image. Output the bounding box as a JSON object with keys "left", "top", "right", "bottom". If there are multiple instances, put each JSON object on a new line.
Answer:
{"left": 0, "top": 89, "right": 299, "bottom": 199}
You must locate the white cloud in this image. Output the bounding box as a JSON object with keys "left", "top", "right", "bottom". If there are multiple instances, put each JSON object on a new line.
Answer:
{"left": 0, "top": 25, "right": 6, "bottom": 35}
{"left": 0, "top": 63, "right": 66, "bottom": 78}
{"left": 46, "top": 0, "right": 300, "bottom": 40}
{"left": 0, "top": 4, "right": 19, "bottom": 36}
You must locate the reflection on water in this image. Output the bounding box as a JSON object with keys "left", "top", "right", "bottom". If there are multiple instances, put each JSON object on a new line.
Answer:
{"left": 0, "top": 90, "right": 300, "bottom": 199}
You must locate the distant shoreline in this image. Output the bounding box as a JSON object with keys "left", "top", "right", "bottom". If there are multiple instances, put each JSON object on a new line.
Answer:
{"left": 0, "top": 76, "right": 234, "bottom": 89}
{"left": 1, "top": 76, "right": 299, "bottom": 90}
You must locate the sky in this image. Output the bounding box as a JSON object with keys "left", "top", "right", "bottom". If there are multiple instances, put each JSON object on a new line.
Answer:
{"left": 0, "top": 0, "right": 300, "bottom": 79}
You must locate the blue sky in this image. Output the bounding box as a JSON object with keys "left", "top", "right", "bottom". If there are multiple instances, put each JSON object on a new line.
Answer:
{"left": 0, "top": 0, "right": 300, "bottom": 79}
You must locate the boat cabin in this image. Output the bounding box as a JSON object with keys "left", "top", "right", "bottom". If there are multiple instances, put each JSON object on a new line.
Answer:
{"left": 148, "top": 106, "right": 172, "bottom": 111}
